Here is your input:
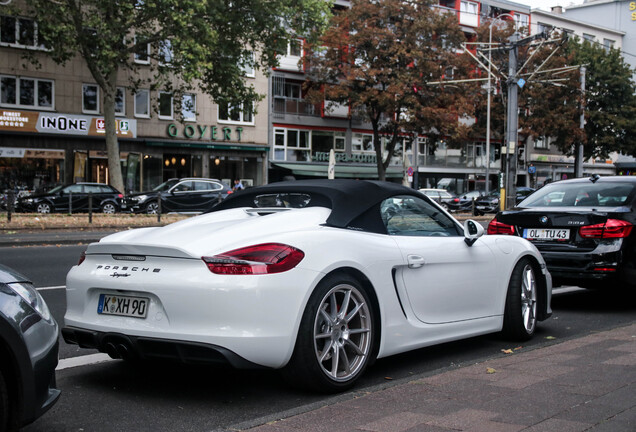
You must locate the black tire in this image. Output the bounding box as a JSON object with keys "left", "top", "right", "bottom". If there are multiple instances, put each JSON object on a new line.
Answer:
{"left": 101, "top": 202, "right": 117, "bottom": 214}
{"left": 145, "top": 201, "right": 160, "bottom": 214}
{"left": 0, "top": 367, "right": 15, "bottom": 432}
{"left": 502, "top": 258, "right": 538, "bottom": 341}
{"left": 283, "top": 273, "right": 376, "bottom": 393}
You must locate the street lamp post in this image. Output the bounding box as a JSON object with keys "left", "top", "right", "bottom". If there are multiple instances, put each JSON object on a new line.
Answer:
{"left": 486, "top": 13, "right": 516, "bottom": 196}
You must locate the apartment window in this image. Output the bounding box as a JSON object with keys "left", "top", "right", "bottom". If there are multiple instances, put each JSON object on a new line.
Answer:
{"left": 1, "top": 76, "right": 54, "bottom": 109}
{"left": 134, "top": 36, "right": 150, "bottom": 63}
{"left": 514, "top": 13, "right": 529, "bottom": 32}
{"left": 274, "top": 81, "right": 301, "bottom": 99}
{"left": 0, "top": 16, "right": 41, "bottom": 48}
{"left": 352, "top": 133, "right": 375, "bottom": 153}
{"left": 134, "top": 89, "right": 150, "bottom": 117}
{"left": 241, "top": 51, "right": 255, "bottom": 78}
{"left": 218, "top": 102, "right": 254, "bottom": 124}
{"left": 115, "top": 87, "right": 125, "bottom": 116}
{"left": 603, "top": 38, "right": 614, "bottom": 51}
{"left": 273, "top": 128, "right": 310, "bottom": 161}
{"left": 288, "top": 39, "right": 302, "bottom": 57}
{"left": 583, "top": 33, "right": 595, "bottom": 43}
{"left": 82, "top": 84, "right": 99, "bottom": 113}
{"left": 158, "top": 92, "right": 173, "bottom": 119}
{"left": 537, "top": 22, "right": 552, "bottom": 34}
{"left": 534, "top": 137, "right": 549, "bottom": 149}
{"left": 182, "top": 93, "right": 196, "bottom": 121}
{"left": 158, "top": 40, "right": 173, "bottom": 65}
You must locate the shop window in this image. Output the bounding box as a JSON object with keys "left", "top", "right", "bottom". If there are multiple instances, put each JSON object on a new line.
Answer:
{"left": 158, "top": 92, "right": 173, "bottom": 119}
{"left": 0, "top": 75, "right": 54, "bottom": 109}
{"left": 182, "top": 93, "right": 196, "bottom": 121}
{"left": 352, "top": 133, "right": 375, "bottom": 153}
{"left": 82, "top": 83, "right": 99, "bottom": 113}
{"left": 134, "top": 89, "right": 150, "bottom": 117}
{"left": 218, "top": 101, "right": 254, "bottom": 124}
{"left": 115, "top": 87, "right": 125, "bottom": 116}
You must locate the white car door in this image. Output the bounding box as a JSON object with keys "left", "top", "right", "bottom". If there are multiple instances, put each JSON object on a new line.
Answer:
{"left": 382, "top": 195, "right": 500, "bottom": 324}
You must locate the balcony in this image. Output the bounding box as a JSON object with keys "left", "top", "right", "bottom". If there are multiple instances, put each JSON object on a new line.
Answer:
{"left": 272, "top": 97, "right": 319, "bottom": 118}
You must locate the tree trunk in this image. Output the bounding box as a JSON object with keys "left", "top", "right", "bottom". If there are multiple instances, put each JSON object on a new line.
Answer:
{"left": 103, "top": 73, "right": 125, "bottom": 193}
{"left": 372, "top": 124, "right": 387, "bottom": 182}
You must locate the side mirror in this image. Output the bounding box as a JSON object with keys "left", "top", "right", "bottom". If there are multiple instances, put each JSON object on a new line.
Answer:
{"left": 463, "top": 219, "right": 484, "bottom": 246}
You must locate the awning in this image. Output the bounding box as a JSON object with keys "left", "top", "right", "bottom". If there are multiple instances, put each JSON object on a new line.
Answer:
{"left": 146, "top": 141, "right": 269, "bottom": 152}
{"left": 271, "top": 162, "right": 403, "bottom": 179}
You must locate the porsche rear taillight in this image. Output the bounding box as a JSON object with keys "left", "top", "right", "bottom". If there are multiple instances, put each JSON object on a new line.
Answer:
{"left": 487, "top": 219, "right": 515, "bottom": 235}
{"left": 202, "top": 243, "right": 304, "bottom": 275}
{"left": 78, "top": 250, "right": 86, "bottom": 266}
{"left": 579, "top": 219, "right": 633, "bottom": 239}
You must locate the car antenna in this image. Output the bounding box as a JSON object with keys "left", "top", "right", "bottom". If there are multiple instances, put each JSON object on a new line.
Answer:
{"left": 589, "top": 174, "right": 600, "bottom": 183}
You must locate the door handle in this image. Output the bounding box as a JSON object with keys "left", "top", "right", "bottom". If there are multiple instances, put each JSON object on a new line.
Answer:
{"left": 407, "top": 254, "right": 425, "bottom": 269}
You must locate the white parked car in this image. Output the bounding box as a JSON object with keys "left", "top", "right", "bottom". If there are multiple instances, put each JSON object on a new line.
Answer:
{"left": 63, "top": 179, "right": 552, "bottom": 392}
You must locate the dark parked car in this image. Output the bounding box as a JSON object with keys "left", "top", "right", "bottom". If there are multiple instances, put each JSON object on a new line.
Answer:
{"left": 0, "top": 264, "right": 60, "bottom": 430}
{"left": 488, "top": 176, "right": 636, "bottom": 288}
{"left": 126, "top": 178, "right": 233, "bottom": 214}
{"left": 418, "top": 188, "right": 456, "bottom": 210}
{"left": 475, "top": 187, "right": 536, "bottom": 215}
{"left": 447, "top": 190, "right": 484, "bottom": 212}
{"left": 17, "top": 183, "right": 124, "bottom": 214}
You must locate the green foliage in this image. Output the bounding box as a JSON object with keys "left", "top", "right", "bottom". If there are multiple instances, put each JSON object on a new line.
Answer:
{"left": 305, "top": 0, "right": 468, "bottom": 180}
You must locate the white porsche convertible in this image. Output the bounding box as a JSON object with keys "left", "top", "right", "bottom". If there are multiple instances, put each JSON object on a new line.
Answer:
{"left": 63, "top": 179, "right": 552, "bottom": 392}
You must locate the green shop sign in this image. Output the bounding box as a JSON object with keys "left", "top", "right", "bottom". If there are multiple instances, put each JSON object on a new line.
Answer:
{"left": 167, "top": 123, "right": 243, "bottom": 141}
{"left": 312, "top": 151, "right": 377, "bottom": 164}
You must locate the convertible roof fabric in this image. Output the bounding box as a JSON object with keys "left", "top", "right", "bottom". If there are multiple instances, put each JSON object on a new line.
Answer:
{"left": 209, "top": 179, "right": 423, "bottom": 233}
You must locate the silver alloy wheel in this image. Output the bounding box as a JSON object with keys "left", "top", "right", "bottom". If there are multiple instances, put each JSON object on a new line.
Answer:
{"left": 146, "top": 202, "right": 159, "bottom": 214}
{"left": 521, "top": 264, "right": 537, "bottom": 333}
{"left": 36, "top": 203, "right": 51, "bottom": 213}
{"left": 102, "top": 203, "right": 116, "bottom": 214}
{"left": 313, "top": 284, "right": 372, "bottom": 383}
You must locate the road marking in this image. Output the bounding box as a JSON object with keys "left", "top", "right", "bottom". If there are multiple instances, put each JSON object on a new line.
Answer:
{"left": 57, "top": 353, "right": 115, "bottom": 371}
{"left": 37, "top": 285, "right": 66, "bottom": 291}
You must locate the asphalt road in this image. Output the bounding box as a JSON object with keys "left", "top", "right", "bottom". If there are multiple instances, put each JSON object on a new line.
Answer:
{"left": 2, "top": 245, "right": 635, "bottom": 431}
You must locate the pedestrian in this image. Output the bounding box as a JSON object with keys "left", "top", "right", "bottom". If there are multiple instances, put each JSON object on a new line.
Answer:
{"left": 233, "top": 179, "right": 244, "bottom": 191}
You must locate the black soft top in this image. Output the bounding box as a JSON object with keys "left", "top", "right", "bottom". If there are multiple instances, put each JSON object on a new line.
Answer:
{"left": 209, "top": 179, "right": 424, "bottom": 233}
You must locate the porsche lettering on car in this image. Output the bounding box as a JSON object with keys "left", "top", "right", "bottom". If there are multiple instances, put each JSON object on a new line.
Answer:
{"left": 63, "top": 179, "right": 552, "bottom": 392}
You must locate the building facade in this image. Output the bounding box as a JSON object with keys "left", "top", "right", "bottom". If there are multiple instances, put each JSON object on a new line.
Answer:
{"left": 0, "top": 9, "right": 269, "bottom": 195}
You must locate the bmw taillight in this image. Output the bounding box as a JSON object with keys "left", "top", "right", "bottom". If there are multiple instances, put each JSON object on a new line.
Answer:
{"left": 487, "top": 219, "right": 515, "bottom": 235}
{"left": 579, "top": 219, "right": 633, "bottom": 239}
{"left": 202, "top": 243, "right": 304, "bottom": 275}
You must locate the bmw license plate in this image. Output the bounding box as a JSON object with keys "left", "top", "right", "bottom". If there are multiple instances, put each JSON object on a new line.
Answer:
{"left": 523, "top": 228, "right": 570, "bottom": 241}
{"left": 98, "top": 294, "right": 148, "bottom": 318}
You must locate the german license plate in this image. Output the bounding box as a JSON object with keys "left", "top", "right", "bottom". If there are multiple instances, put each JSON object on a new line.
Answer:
{"left": 523, "top": 228, "right": 570, "bottom": 241}
{"left": 98, "top": 294, "right": 148, "bottom": 318}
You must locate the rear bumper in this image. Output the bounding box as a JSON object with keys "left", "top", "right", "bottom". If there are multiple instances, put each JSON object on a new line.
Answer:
{"left": 62, "top": 327, "right": 262, "bottom": 369}
{"left": 539, "top": 248, "right": 631, "bottom": 286}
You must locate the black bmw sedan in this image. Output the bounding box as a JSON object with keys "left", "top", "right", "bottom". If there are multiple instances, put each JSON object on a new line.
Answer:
{"left": 488, "top": 176, "right": 636, "bottom": 289}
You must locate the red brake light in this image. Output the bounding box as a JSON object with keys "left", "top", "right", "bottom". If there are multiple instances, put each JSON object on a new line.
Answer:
{"left": 453, "top": 198, "right": 460, "bottom": 203}
{"left": 117, "top": 193, "right": 123, "bottom": 198}
{"left": 202, "top": 243, "right": 304, "bottom": 275}
{"left": 579, "top": 219, "right": 633, "bottom": 239}
{"left": 488, "top": 219, "right": 515, "bottom": 235}
{"left": 78, "top": 250, "right": 86, "bottom": 266}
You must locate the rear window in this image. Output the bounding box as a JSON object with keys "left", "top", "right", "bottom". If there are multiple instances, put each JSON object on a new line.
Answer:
{"left": 254, "top": 193, "right": 311, "bottom": 208}
{"left": 520, "top": 181, "right": 636, "bottom": 208}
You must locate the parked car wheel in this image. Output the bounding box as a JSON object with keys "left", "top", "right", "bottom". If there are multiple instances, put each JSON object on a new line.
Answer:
{"left": 502, "top": 258, "right": 537, "bottom": 341}
{"left": 0, "top": 368, "right": 10, "bottom": 432}
{"left": 145, "top": 201, "right": 159, "bottom": 214}
{"left": 284, "top": 273, "right": 375, "bottom": 393}
{"left": 101, "top": 203, "right": 117, "bottom": 214}
{"left": 36, "top": 203, "right": 52, "bottom": 214}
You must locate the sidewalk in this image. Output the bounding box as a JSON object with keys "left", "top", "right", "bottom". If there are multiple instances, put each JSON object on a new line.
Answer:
{"left": 239, "top": 323, "right": 636, "bottom": 432}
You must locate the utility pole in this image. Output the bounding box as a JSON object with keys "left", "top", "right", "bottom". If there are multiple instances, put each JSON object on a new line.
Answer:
{"left": 574, "top": 66, "right": 586, "bottom": 178}
{"left": 506, "top": 33, "right": 519, "bottom": 210}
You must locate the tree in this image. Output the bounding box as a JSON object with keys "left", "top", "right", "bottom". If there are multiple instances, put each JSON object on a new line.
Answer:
{"left": 304, "top": 0, "right": 470, "bottom": 181}
{"left": 23, "top": 0, "right": 329, "bottom": 192}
